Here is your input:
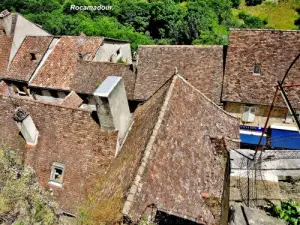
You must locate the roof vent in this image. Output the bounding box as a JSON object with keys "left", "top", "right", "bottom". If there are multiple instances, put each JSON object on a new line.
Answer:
{"left": 13, "top": 107, "right": 39, "bottom": 146}
{"left": 30, "top": 53, "right": 36, "bottom": 61}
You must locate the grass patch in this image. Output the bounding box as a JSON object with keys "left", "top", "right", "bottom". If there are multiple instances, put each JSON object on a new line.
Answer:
{"left": 237, "top": 0, "right": 299, "bottom": 30}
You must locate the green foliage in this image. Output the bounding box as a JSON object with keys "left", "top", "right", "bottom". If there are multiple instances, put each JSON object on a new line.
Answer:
{"left": 266, "top": 200, "right": 300, "bottom": 225}
{"left": 0, "top": 0, "right": 284, "bottom": 48}
{"left": 238, "top": 11, "right": 266, "bottom": 28}
{"left": 0, "top": 146, "right": 60, "bottom": 225}
{"left": 245, "top": 0, "right": 262, "bottom": 6}
{"left": 231, "top": 0, "right": 241, "bottom": 8}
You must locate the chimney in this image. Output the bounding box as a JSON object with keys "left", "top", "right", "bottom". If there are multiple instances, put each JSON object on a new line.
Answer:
{"left": 0, "top": 10, "right": 13, "bottom": 35}
{"left": 13, "top": 107, "right": 39, "bottom": 146}
{"left": 93, "top": 76, "right": 132, "bottom": 145}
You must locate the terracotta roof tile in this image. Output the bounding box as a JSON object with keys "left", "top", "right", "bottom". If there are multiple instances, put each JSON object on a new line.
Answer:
{"left": 4, "top": 36, "right": 53, "bottom": 82}
{"left": 85, "top": 75, "right": 240, "bottom": 224}
{"left": 0, "top": 35, "right": 12, "bottom": 76}
{"left": 30, "top": 36, "right": 104, "bottom": 90}
{"left": 134, "top": 45, "right": 224, "bottom": 104}
{"left": 72, "top": 61, "right": 136, "bottom": 99}
{"left": 129, "top": 76, "right": 239, "bottom": 223}
{"left": 223, "top": 29, "right": 300, "bottom": 107}
{"left": 0, "top": 94, "right": 118, "bottom": 213}
{"left": 61, "top": 91, "right": 83, "bottom": 108}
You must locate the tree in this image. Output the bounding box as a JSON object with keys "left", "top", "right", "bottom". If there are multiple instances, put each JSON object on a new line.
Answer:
{"left": 238, "top": 11, "right": 266, "bottom": 28}
{"left": 118, "top": 1, "right": 150, "bottom": 33}
{"left": 245, "top": 0, "right": 263, "bottom": 6}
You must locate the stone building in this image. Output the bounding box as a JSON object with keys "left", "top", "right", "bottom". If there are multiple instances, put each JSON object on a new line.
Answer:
{"left": 0, "top": 10, "right": 133, "bottom": 110}
{"left": 222, "top": 29, "right": 300, "bottom": 149}
{"left": 76, "top": 75, "right": 240, "bottom": 224}
{"left": 0, "top": 74, "right": 240, "bottom": 224}
{"left": 134, "top": 45, "right": 224, "bottom": 104}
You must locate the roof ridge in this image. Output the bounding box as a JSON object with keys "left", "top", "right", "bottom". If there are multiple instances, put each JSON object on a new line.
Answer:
{"left": 230, "top": 28, "right": 300, "bottom": 32}
{"left": 176, "top": 74, "right": 239, "bottom": 120}
{"left": 122, "top": 76, "right": 177, "bottom": 216}
{"left": 0, "top": 94, "right": 88, "bottom": 112}
{"left": 138, "top": 45, "right": 222, "bottom": 48}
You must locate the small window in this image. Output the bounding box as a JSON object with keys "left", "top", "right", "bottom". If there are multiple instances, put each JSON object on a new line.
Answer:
{"left": 242, "top": 106, "right": 256, "bottom": 122}
{"left": 285, "top": 111, "right": 293, "bottom": 123}
{"left": 116, "top": 48, "right": 121, "bottom": 55}
{"left": 30, "top": 53, "right": 36, "bottom": 61}
{"left": 50, "top": 163, "right": 65, "bottom": 184}
{"left": 253, "top": 63, "right": 261, "bottom": 75}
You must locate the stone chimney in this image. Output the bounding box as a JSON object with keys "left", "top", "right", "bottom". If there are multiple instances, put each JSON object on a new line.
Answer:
{"left": 13, "top": 107, "right": 39, "bottom": 146}
{"left": 0, "top": 10, "right": 14, "bottom": 35}
{"left": 94, "top": 76, "right": 132, "bottom": 145}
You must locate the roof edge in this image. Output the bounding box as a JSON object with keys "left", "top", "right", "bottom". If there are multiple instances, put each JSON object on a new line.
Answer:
{"left": 229, "top": 28, "right": 300, "bottom": 32}
{"left": 0, "top": 93, "right": 89, "bottom": 112}
{"left": 122, "top": 76, "right": 177, "bottom": 217}
{"left": 177, "top": 75, "right": 240, "bottom": 121}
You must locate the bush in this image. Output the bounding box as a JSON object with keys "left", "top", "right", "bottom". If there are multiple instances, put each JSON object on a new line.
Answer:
{"left": 265, "top": 200, "right": 300, "bottom": 225}
{"left": 231, "top": 0, "right": 241, "bottom": 8}
{"left": 245, "top": 0, "right": 263, "bottom": 6}
{"left": 238, "top": 11, "right": 267, "bottom": 28}
{"left": 0, "top": 146, "right": 60, "bottom": 225}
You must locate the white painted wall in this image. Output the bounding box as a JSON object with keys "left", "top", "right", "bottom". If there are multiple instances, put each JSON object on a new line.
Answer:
{"left": 1, "top": 13, "right": 13, "bottom": 35}
{"left": 8, "top": 14, "right": 51, "bottom": 65}
{"left": 93, "top": 40, "right": 132, "bottom": 64}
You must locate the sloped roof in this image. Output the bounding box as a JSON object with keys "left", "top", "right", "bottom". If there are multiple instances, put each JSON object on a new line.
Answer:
{"left": 72, "top": 61, "right": 136, "bottom": 99}
{"left": 0, "top": 34, "right": 12, "bottom": 76}
{"left": 223, "top": 29, "right": 300, "bottom": 107}
{"left": 3, "top": 36, "right": 53, "bottom": 82}
{"left": 61, "top": 91, "right": 83, "bottom": 108}
{"left": 134, "top": 45, "right": 224, "bottom": 104}
{"left": 29, "top": 36, "right": 104, "bottom": 90}
{"left": 0, "top": 94, "right": 118, "bottom": 213}
{"left": 85, "top": 75, "right": 240, "bottom": 224}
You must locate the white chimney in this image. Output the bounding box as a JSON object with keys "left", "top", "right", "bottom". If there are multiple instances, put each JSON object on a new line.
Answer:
{"left": 13, "top": 108, "right": 38, "bottom": 146}
{"left": 94, "top": 76, "right": 132, "bottom": 145}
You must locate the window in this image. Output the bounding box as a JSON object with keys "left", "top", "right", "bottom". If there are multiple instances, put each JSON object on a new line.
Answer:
{"left": 285, "top": 110, "right": 300, "bottom": 123}
{"left": 30, "top": 53, "right": 36, "bottom": 61}
{"left": 285, "top": 111, "right": 293, "bottom": 123}
{"left": 50, "top": 163, "right": 65, "bottom": 185}
{"left": 253, "top": 63, "right": 261, "bottom": 75}
{"left": 116, "top": 48, "right": 121, "bottom": 56}
{"left": 242, "top": 106, "right": 256, "bottom": 122}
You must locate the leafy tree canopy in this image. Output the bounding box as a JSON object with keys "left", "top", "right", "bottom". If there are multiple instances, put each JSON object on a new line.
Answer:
{"left": 0, "top": 0, "right": 274, "bottom": 49}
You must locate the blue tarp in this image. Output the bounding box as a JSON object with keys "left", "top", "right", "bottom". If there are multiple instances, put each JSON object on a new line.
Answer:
{"left": 240, "top": 133, "right": 266, "bottom": 145}
{"left": 270, "top": 129, "right": 300, "bottom": 149}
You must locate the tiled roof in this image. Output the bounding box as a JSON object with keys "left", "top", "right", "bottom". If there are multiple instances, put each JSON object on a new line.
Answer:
{"left": 61, "top": 91, "right": 83, "bottom": 108}
{"left": 223, "top": 29, "right": 300, "bottom": 107}
{"left": 0, "top": 94, "right": 118, "bottom": 214}
{"left": 72, "top": 61, "right": 136, "bottom": 99}
{"left": 85, "top": 75, "right": 240, "bottom": 224}
{"left": 29, "top": 36, "right": 104, "bottom": 90}
{"left": 134, "top": 45, "right": 224, "bottom": 104}
{"left": 0, "top": 34, "right": 12, "bottom": 76}
{"left": 4, "top": 36, "right": 53, "bottom": 82}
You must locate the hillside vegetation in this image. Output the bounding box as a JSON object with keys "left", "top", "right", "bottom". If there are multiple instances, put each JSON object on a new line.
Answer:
{"left": 236, "top": 0, "right": 299, "bottom": 30}
{"left": 0, "top": 146, "right": 60, "bottom": 225}
{"left": 0, "top": 0, "right": 299, "bottom": 49}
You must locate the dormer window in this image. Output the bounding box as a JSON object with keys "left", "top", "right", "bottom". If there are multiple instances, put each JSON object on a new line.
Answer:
{"left": 30, "top": 53, "right": 36, "bottom": 61}
{"left": 242, "top": 106, "right": 256, "bottom": 122}
{"left": 50, "top": 162, "right": 65, "bottom": 186}
{"left": 253, "top": 63, "right": 261, "bottom": 75}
